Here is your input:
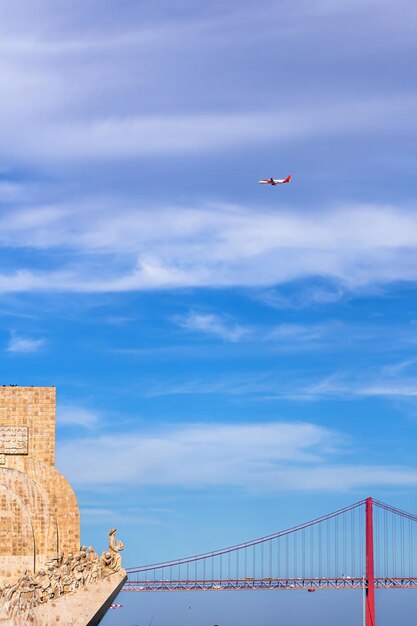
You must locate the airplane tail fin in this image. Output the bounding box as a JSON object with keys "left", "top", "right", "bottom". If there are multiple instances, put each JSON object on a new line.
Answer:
{"left": 283, "top": 175, "right": 291, "bottom": 183}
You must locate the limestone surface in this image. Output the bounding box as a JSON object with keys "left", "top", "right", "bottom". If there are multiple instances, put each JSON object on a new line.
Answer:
{"left": 0, "top": 387, "right": 80, "bottom": 582}
{"left": 0, "top": 386, "right": 126, "bottom": 625}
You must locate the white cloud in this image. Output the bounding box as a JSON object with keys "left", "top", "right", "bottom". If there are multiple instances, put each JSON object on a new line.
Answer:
{"left": 57, "top": 405, "right": 99, "bottom": 429}
{"left": 144, "top": 373, "right": 275, "bottom": 398}
{"left": 268, "top": 323, "right": 329, "bottom": 343}
{"left": 0, "top": 0, "right": 414, "bottom": 165}
{"left": 0, "top": 1, "right": 414, "bottom": 163}
{"left": 0, "top": 181, "right": 23, "bottom": 201}
{"left": 79, "top": 506, "right": 165, "bottom": 526}
{"left": 142, "top": 357, "right": 417, "bottom": 402}
{"left": 176, "top": 311, "right": 249, "bottom": 342}
{"left": 381, "top": 358, "right": 417, "bottom": 377}
{"left": 299, "top": 369, "right": 417, "bottom": 401}
{"left": 57, "top": 421, "right": 335, "bottom": 488}
{"left": 6, "top": 334, "right": 45, "bottom": 353}
{"left": 356, "top": 384, "right": 417, "bottom": 398}
{"left": 1, "top": 202, "right": 417, "bottom": 293}
{"left": 1, "top": 97, "right": 416, "bottom": 163}
{"left": 175, "top": 313, "right": 328, "bottom": 346}
{"left": 56, "top": 420, "right": 417, "bottom": 493}
{"left": 257, "top": 284, "right": 347, "bottom": 309}
{"left": 279, "top": 365, "right": 417, "bottom": 402}
{"left": 0, "top": 1, "right": 415, "bottom": 296}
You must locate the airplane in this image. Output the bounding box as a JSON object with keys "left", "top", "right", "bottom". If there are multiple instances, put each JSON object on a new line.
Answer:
{"left": 259, "top": 175, "right": 291, "bottom": 186}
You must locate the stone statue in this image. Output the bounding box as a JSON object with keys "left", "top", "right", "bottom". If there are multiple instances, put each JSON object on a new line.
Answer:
{"left": 85, "top": 546, "right": 100, "bottom": 583}
{"left": 99, "top": 551, "right": 113, "bottom": 576}
{"left": 87, "top": 546, "right": 99, "bottom": 563}
{"left": 108, "top": 528, "right": 124, "bottom": 573}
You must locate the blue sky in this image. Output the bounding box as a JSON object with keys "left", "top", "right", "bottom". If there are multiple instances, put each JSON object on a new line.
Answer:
{"left": 1, "top": 0, "right": 417, "bottom": 623}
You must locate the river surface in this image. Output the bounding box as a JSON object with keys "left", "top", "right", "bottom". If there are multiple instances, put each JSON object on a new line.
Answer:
{"left": 101, "top": 589, "right": 417, "bottom": 625}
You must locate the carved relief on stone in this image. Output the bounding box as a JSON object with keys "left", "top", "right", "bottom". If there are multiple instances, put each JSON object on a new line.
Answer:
{"left": 0, "top": 530, "right": 125, "bottom": 617}
{"left": 0, "top": 426, "right": 29, "bottom": 455}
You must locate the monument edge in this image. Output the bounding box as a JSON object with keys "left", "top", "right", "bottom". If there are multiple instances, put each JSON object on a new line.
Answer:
{"left": 86, "top": 571, "right": 128, "bottom": 626}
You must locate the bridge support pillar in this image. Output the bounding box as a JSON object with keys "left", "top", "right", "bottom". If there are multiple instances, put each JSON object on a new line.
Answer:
{"left": 365, "top": 497, "right": 375, "bottom": 626}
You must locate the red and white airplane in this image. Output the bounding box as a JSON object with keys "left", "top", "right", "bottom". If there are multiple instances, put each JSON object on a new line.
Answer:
{"left": 259, "top": 175, "right": 291, "bottom": 186}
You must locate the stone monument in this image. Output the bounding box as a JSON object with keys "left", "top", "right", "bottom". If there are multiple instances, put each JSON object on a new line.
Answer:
{"left": 0, "top": 386, "right": 126, "bottom": 625}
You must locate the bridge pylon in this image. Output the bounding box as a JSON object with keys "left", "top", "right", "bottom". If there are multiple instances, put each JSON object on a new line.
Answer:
{"left": 365, "top": 497, "right": 376, "bottom": 626}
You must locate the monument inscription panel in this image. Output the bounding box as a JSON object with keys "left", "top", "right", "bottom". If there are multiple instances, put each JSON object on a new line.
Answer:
{"left": 0, "top": 426, "right": 29, "bottom": 455}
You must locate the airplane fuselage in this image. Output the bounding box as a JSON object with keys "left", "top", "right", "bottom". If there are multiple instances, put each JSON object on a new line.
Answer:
{"left": 259, "top": 175, "right": 291, "bottom": 186}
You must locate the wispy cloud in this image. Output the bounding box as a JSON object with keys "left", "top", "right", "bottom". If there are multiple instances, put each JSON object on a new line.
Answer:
{"left": 257, "top": 283, "right": 348, "bottom": 310}
{"left": 0, "top": 0, "right": 415, "bottom": 164}
{"left": 145, "top": 373, "right": 275, "bottom": 398}
{"left": 355, "top": 384, "right": 417, "bottom": 398}
{"left": 1, "top": 202, "right": 417, "bottom": 293}
{"left": 6, "top": 333, "right": 45, "bottom": 353}
{"left": 174, "top": 312, "right": 332, "bottom": 347}
{"left": 175, "top": 311, "right": 250, "bottom": 342}
{"left": 381, "top": 358, "right": 417, "bottom": 377}
{"left": 57, "top": 405, "right": 99, "bottom": 429}
{"left": 57, "top": 420, "right": 417, "bottom": 493}
{"left": 57, "top": 421, "right": 339, "bottom": 488}
{"left": 1, "top": 97, "right": 416, "bottom": 163}
{"left": 143, "top": 357, "right": 417, "bottom": 402}
{"left": 80, "top": 506, "right": 166, "bottom": 526}
{"left": 268, "top": 323, "right": 330, "bottom": 344}
{"left": 282, "top": 363, "right": 417, "bottom": 402}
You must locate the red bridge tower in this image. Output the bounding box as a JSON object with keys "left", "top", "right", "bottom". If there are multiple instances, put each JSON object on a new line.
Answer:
{"left": 365, "top": 497, "right": 376, "bottom": 626}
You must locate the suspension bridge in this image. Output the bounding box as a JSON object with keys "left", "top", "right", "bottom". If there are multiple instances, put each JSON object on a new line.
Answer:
{"left": 123, "top": 497, "right": 417, "bottom": 626}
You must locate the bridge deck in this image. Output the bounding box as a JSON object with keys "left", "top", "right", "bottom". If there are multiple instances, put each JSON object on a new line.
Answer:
{"left": 123, "top": 578, "right": 417, "bottom": 592}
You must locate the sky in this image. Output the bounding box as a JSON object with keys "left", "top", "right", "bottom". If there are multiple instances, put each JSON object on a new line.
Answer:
{"left": 1, "top": 0, "right": 417, "bottom": 623}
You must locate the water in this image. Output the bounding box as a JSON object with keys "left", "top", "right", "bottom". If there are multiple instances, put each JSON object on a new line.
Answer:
{"left": 100, "top": 589, "right": 417, "bottom": 625}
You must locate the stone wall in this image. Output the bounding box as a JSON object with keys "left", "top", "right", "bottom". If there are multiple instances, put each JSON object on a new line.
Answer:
{"left": 0, "top": 387, "right": 56, "bottom": 466}
{"left": 0, "top": 387, "right": 80, "bottom": 582}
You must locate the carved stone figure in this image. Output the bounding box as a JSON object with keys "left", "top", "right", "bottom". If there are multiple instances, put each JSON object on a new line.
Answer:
{"left": 87, "top": 546, "right": 99, "bottom": 564}
{"left": 35, "top": 569, "right": 51, "bottom": 603}
{"left": 108, "top": 528, "right": 124, "bottom": 573}
{"left": 85, "top": 546, "right": 100, "bottom": 583}
{"left": 79, "top": 546, "right": 88, "bottom": 562}
{"left": 2, "top": 581, "right": 19, "bottom": 616}
{"left": 16, "top": 570, "right": 37, "bottom": 612}
{"left": 60, "top": 555, "right": 76, "bottom": 594}
{"left": 44, "top": 554, "right": 62, "bottom": 570}
{"left": 99, "top": 551, "right": 113, "bottom": 576}
{"left": 0, "top": 530, "right": 125, "bottom": 617}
